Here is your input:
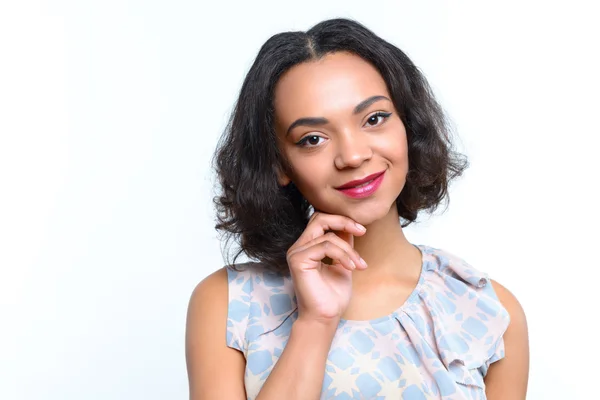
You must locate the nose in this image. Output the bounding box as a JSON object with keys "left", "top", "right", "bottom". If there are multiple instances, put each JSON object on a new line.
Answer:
{"left": 333, "top": 130, "right": 373, "bottom": 169}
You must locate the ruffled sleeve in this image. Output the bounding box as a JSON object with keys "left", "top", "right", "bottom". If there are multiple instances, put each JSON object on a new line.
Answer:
{"left": 225, "top": 264, "right": 297, "bottom": 355}
{"left": 225, "top": 265, "right": 254, "bottom": 353}
{"left": 397, "top": 245, "right": 510, "bottom": 390}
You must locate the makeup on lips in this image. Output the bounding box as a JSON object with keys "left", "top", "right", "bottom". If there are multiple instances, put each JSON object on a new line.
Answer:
{"left": 335, "top": 170, "right": 386, "bottom": 199}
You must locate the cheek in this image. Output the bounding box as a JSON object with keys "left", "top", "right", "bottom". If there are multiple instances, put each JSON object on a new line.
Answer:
{"left": 286, "top": 158, "right": 326, "bottom": 192}
{"left": 376, "top": 128, "right": 409, "bottom": 162}
{"left": 293, "top": 170, "right": 325, "bottom": 197}
{"left": 288, "top": 164, "right": 336, "bottom": 210}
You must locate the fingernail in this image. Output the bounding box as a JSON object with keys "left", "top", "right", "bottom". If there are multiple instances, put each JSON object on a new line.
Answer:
{"left": 350, "top": 259, "right": 356, "bottom": 269}
{"left": 355, "top": 223, "right": 366, "bottom": 232}
{"left": 360, "top": 257, "right": 367, "bottom": 267}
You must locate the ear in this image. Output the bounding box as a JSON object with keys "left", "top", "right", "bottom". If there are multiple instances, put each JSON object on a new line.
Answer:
{"left": 277, "top": 170, "right": 291, "bottom": 187}
{"left": 275, "top": 156, "right": 292, "bottom": 187}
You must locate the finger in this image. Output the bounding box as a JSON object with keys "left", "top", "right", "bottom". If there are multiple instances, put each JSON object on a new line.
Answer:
{"left": 297, "top": 213, "right": 366, "bottom": 245}
{"left": 291, "top": 232, "right": 366, "bottom": 270}
{"left": 300, "top": 240, "right": 357, "bottom": 272}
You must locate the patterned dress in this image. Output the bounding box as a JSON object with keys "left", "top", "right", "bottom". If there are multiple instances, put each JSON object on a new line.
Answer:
{"left": 226, "top": 244, "right": 510, "bottom": 399}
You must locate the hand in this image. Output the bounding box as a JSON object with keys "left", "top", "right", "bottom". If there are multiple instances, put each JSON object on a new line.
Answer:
{"left": 286, "top": 212, "right": 368, "bottom": 325}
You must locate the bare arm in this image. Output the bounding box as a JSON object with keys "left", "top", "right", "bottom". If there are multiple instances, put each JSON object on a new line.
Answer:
{"left": 256, "top": 318, "right": 337, "bottom": 400}
{"left": 484, "top": 280, "right": 530, "bottom": 400}
{"left": 185, "top": 268, "right": 246, "bottom": 399}
{"left": 185, "top": 268, "right": 338, "bottom": 400}
{"left": 187, "top": 214, "right": 365, "bottom": 399}
{"left": 253, "top": 214, "right": 367, "bottom": 399}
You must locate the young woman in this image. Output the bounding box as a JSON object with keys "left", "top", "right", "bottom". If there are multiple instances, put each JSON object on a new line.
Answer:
{"left": 186, "top": 18, "right": 529, "bottom": 400}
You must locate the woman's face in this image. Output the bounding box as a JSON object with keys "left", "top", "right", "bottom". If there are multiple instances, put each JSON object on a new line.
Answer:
{"left": 274, "top": 52, "right": 409, "bottom": 226}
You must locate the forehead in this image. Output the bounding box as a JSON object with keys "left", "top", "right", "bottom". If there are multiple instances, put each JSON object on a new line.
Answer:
{"left": 273, "top": 52, "right": 389, "bottom": 121}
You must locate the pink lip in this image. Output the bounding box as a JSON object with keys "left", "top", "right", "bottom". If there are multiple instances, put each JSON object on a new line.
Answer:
{"left": 336, "top": 171, "right": 385, "bottom": 199}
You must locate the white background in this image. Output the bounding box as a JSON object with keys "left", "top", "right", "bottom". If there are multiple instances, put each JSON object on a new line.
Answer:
{"left": 1, "top": 1, "right": 598, "bottom": 399}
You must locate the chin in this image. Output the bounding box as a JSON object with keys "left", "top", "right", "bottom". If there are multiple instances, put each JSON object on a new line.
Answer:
{"left": 310, "top": 193, "right": 399, "bottom": 225}
{"left": 349, "top": 207, "right": 390, "bottom": 226}
{"left": 326, "top": 199, "right": 393, "bottom": 226}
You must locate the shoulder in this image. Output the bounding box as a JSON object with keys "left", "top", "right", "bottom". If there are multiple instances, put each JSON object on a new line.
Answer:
{"left": 489, "top": 280, "right": 528, "bottom": 334}
{"left": 484, "top": 280, "right": 530, "bottom": 397}
{"left": 489, "top": 279, "right": 529, "bottom": 360}
{"left": 191, "top": 263, "right": 295, "bottom": 351}
{"left": 416, "top": 246, "right": 512, "bottom": 366}
{"left": 186, "top": 265, "right": 260, "bottom": 340}
{"left": 422, "top": 245, "right": 529, "bottom": 394}
{"left": 187, "top": 266, "right": 243, "bottom": 319}
{"left": 225, "top": 262, "right": 293, "bottom": 295}
{"left": 422, "top": 245, "right": 511, "bottom": 301}
{"left": 189, "top": 267, "right": 229, "bottom": 305}
{"left": 187, "top": 263, "right": 278, "bottom": 323}
{"left": 185, "top": 267, "right": 247, "bottom": 398}
{"left": 186, "top": 268, "right": 230, "bottom": 343}
{"left": 422, "top": 245, "right": 521, "bottom": 326}
{"left": 191, "top": 263, "right": 291, "bottom": 299}
{"left": 419, "top": 245, "right": 493, "bottom": 290}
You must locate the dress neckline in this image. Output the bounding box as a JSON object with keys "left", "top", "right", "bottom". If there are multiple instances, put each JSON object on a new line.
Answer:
{"left": 338, "top": 243, "right": 427, "bottom": 326}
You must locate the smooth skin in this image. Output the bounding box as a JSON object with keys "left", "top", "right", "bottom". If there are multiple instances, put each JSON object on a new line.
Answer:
{"left": 186, "top": 52, "right": 529, "bottom": 399}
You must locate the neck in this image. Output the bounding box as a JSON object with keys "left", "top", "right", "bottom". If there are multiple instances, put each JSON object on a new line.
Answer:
{"left": 352, "top": 205, "right": 420, "bottom": 282}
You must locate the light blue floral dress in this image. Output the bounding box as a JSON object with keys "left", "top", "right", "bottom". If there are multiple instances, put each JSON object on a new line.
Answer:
{"left": 226, "top": 244, "right": 509, "bottom": 399}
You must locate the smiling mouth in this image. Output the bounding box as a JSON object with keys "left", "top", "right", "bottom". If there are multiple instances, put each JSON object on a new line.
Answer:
{"left": 353, "top": 179, "right": 376, "bottom": 188}
{"left": 335, "top": 170, "right": 386, "bottom": 190}
{"left": 335, "top": 170, "right": 386, "bottom": 199}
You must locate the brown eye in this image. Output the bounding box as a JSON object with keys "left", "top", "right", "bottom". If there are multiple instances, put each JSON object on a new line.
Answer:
{"left": 296, "top": 135, "right": 326, "bottom": 148}
{"left": 307, "top": 136, "right": 320, "bottom": 145}
{"left": 367, "top": 115, "right": 380, "bottom": 126}
{"left": 365, "top": 112, "right": 392, "bottom": 127}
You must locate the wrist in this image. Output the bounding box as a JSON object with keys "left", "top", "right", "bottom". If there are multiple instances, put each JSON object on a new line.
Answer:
{"left": 293, "top": 316, "right": 340, "bottom": 338}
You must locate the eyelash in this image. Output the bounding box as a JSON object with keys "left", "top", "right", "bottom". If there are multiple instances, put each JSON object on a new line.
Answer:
{"left": 295, "top": 111, "right": 393, "bottom": 148}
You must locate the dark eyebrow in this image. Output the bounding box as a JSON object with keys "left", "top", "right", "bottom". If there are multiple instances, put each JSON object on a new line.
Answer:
{"left": 353, "top": 95, "right": 390, "bottom": 115}
{"left": 286, "top": 117, "right": 329, "bottom": 137}
{"left": 286, "top": 95, "right": 391, "bottom": 136}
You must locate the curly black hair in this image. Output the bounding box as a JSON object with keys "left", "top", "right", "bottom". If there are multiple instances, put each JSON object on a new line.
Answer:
{"left": 212, "top": 18, "right": 468, "bottom": 271}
